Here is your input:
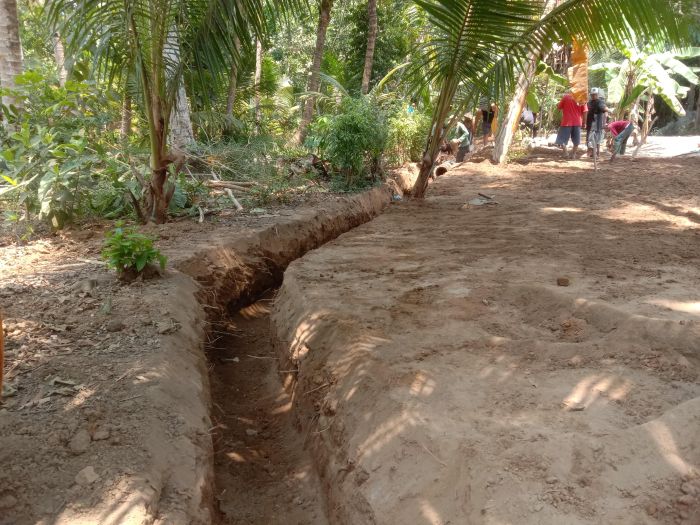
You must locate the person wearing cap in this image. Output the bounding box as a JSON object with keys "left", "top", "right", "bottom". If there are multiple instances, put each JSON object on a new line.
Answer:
{"left": 555, "top": 91, "right": 587, "bottom": 158}
{"left": 606, "top": 119, "right": 635, "bottom": 162}
{"left": 586, "top": 88, "right": 608, "bottom": 157}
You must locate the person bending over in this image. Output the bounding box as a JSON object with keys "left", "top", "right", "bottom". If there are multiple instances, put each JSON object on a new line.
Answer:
{"left": 454, "top": 114, "right": 473, "bottom": 161}
{"left": 475, "top": 98, "right": 498, "bottom": 146}
{"left": 607, "top": 120, "right": 634, "bottom": 162}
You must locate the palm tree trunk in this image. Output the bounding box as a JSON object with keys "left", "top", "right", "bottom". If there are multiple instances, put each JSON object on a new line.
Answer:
{"left": 295, "top": 0, "right": 333, "bottom": 144}
{"left": 361, "top": 0, "right": 378, "bottom": 95}
{"left": 254, "top": 38, "right": 263, "bottom": 134}
{"left": 120, "top": 93, "right": 132, "bottom": 141}
{"left": 641, "top": 88, "right": 655, "bottom": 143}
{"left": 225, "top": 35, "right": 241, "bottom": 122}
{"left": 169, "top": 82, "right": 195, "bottom": 149}
{"left": 491, "top": 59, "right": 538, "bottom": 163}
{"left": 53, "top": 32, "right": 68, "bottom": 86}
{"left": 492, "top": 0, "right": 556, "bottom": 164}
{"left": 412, "top": 78, "right": 459, "bottom": 198}
{"left": 165, "top": 28, "right": 194, "bottom": 150}
{"left": 0, "top": 0, "right": 23, "bottom": 114}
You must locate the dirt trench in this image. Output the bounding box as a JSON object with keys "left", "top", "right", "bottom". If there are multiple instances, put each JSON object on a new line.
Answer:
{"left": 173, "top": 183, "right": 405, "bottom": 523}
{"left": 207, "top": 292, "right": 328, "bottom": 524}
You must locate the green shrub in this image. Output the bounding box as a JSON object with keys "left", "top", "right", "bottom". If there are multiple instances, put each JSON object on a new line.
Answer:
{"left": 0, "top": 70, "right": 122, "bottom": 228}
{"left": 312, "top": 97, "right": 388, "bottom": 187}
{"left": 102, "top": 222, "right": 167, "bottom": 280}
{"left": 385, "top": 110, "right": 431, "bottom": 166}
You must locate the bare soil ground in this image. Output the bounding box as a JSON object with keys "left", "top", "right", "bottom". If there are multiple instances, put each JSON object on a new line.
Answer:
{"left": 273, "top": 153, "right": 700, "bottom": 524}
{"left": 3, "top": 151, "right": 700, "bottom": 524}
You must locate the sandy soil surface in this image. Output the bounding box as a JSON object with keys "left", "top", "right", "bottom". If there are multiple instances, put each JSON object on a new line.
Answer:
{"left": 273, "top": 154, "right": 700, "bottom": 524}
{"left": 533, "top": 135, "right": 700, "bottom": 158}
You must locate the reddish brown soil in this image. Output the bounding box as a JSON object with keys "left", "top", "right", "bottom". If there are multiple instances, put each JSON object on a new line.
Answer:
{"left": 273, "top": 154, "right": 700, "bottom": 524}
{"left": 209, "top": 293, "right": 327, "bottom": 524}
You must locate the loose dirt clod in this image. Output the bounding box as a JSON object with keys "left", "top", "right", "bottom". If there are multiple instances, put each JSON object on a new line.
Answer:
{"left": 0, "top": 494, "right": 17, "bottom": 510}
{"left": 75, "top": 466, "right": 99, "bottom": 485}
{"left": 68, "top": 429, "right": 91, "bottom": 455}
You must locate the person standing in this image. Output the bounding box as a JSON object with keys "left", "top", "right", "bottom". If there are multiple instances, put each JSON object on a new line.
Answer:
{"left": 607, "top": 119, "right": 634, "bottom": 162}
{"left": 475, "top": 97, "right": 498, "bottom": 146}
{"left": 454, "top": 113, "right": 473, "bottom": 162}
{"left": 586, "top": 87, "right": 608, "bottom": 157}
{"left": 555, "top": 91, "right": 587, "bottom": 158}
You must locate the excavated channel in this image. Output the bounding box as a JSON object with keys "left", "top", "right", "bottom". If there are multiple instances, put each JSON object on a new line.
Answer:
{"left": 207, "top": 290, "right": 328, "bottom": 524}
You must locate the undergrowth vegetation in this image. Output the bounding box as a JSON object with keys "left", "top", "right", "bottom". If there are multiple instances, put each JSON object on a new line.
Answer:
{"left": 102, "top": 222, "right": 167, "bottom": 280}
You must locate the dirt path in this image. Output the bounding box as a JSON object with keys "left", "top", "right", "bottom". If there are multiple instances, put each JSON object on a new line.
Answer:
{"left": 209, "top": 293, "right": 328, "bottom": 524}
{"left": 273, "top": 155, "right": 700, "bottom": 524}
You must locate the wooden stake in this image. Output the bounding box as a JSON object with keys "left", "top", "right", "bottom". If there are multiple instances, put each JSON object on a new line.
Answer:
{"left": 0, "top": 309, "right": 4, "bottom": 401}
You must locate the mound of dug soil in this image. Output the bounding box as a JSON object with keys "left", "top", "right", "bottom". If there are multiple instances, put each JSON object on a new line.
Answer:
{"left": 272, "top": 157, "right": 700, "bottom": 524}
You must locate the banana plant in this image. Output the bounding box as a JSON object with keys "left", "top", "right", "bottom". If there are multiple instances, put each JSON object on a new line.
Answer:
{"left": 590, "top": 45, "right": 700, "bottom": 117}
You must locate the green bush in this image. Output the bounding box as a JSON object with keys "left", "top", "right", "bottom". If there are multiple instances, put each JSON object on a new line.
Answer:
{"left": 102, "top": 222, "right": 167, "bottom": 280}
{"left": 0, "top": 70, "right": 123, "bottom": 228}
{"left": 385, "top": 110, "right": 431, "bottom": 166}
{"left": 312, "top": 97, "right": 388, "bottom": 187}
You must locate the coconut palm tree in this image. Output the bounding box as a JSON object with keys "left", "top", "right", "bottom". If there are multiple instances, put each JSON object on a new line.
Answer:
{"left": 0, "top": 0, "right": 23, "bottom": 113}
{"left": 410, "top": 0, "right": 688, "bottom": 198}
{"left": 295, "top": 0, "right": 334, "bottom": 144}
{"left": 47, "top": 0, "right": 297, "bottom": 223}
{"left": 361, "top": 0, "right": 378, "bottom": 94}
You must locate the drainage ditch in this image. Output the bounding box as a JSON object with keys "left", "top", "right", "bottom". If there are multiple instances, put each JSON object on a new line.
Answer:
{"left": 207, "top": 291, "right": 327, "bottom": 524}
{"left": 179, "top": 185, "right": 408, "bottom": 523}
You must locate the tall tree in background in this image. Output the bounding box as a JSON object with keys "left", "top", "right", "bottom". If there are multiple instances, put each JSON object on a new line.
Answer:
{"left": 295, "top": 0, "right": 333, "bottom": 144}
{"left": 254, "top": 38, "right": 263, "bottom": 133}
{"left": 0, "top": 0, "right": 24, "bottom": 112}
{"left": 120, "top": 94, "right": 132, "bottom": 142}
{"left": 411, "top": 0, "right": 686, "bottom": 198}
{"left": 361, "top": 0, "right": 378, "bottom": 94}
{"left": 225, "top": 34, "right": 242, "bottom": 125}
{"left": 53, "top": 32, "right": 68, "bottom": 86}
{"left": 166, "top": 28, "right": 195, "bottom": 150}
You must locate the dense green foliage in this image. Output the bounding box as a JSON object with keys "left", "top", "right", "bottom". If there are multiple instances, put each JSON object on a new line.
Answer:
{"left": 386, "top": 110, "right": 431, "bottom": 165}
{"left": 311, "top": 97, "right": 388, "bottom": 186}
{"left": 1, "top": 72, "right": 121, "bottom": 228}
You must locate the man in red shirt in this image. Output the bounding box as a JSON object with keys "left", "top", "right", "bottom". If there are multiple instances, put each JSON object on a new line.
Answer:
{"left": 606, "top": 119, "right": 634, "bottom": 162}
{"left": 555, "top": 92, "right": 587, "bottom": 158}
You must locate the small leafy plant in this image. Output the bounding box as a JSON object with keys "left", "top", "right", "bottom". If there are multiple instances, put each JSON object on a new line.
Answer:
{"left": 102, "top": 222, "right": 167, "bottom": 280}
